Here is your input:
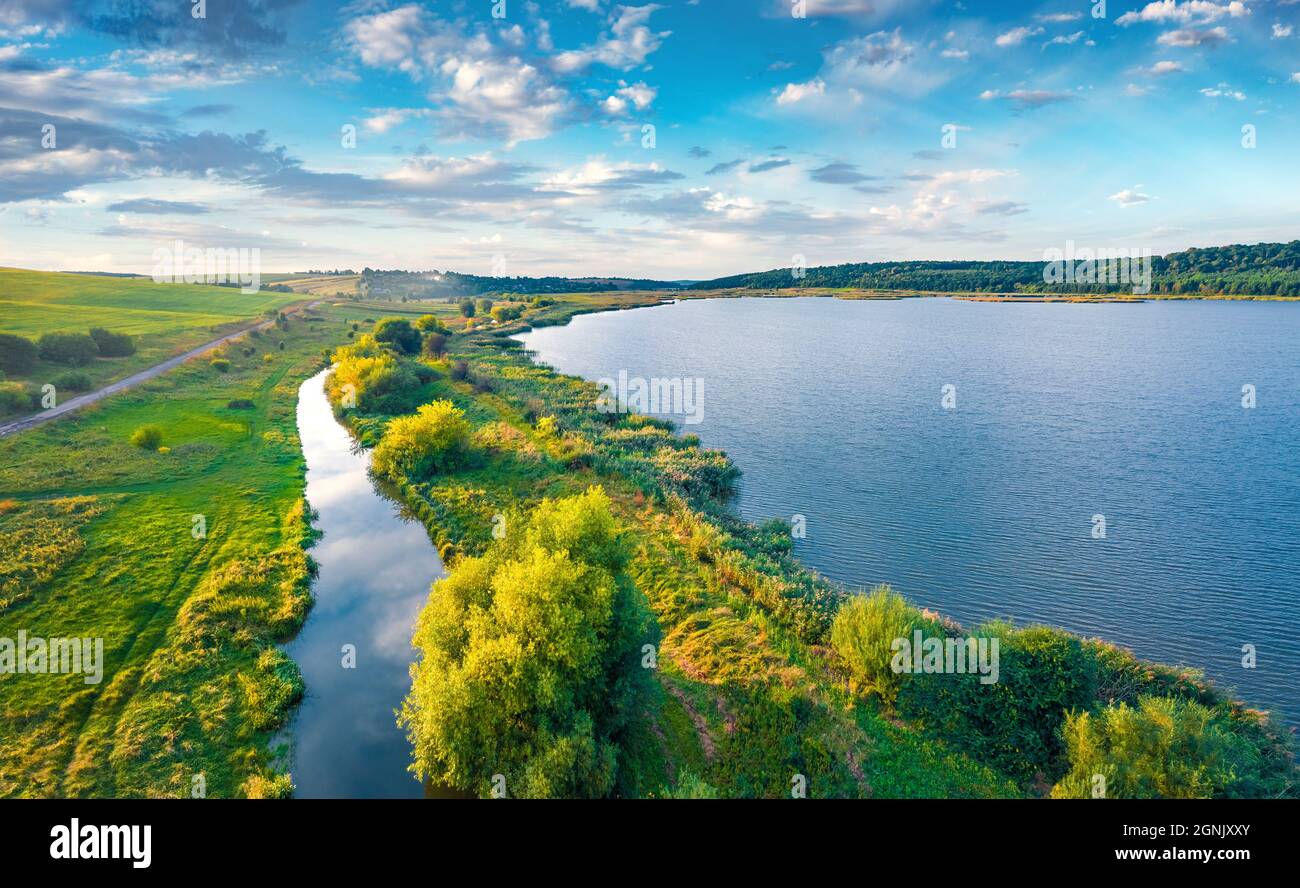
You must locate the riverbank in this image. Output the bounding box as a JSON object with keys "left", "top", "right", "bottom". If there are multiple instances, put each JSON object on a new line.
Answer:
{"left": 326, "top": 296, "right": 1299, "bottom": 798}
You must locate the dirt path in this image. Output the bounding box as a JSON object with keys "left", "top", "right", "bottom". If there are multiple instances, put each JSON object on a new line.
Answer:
{"left": 0, "top": 301, "right": 320, "bottom": 439}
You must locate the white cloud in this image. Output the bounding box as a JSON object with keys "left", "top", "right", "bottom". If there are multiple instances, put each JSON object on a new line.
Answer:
{"left": 1144, "top": 59, "right": 1186, "bottom": 75}
{"left": 1117, "top": 1, "right": 1249, "bottom": 26}
{"left": 1109, "top": 186, "right": 1153, "bottom": 206}
{"left": 1045, "top": 31, "right": 1086, "bottom": 46}
{"left": 601, "top": 81, "right": 657, "bottom": 115}
{"left": 941, "top": 48, "right": 969, "bottom": 60}
{"left": 1200, "top": 83, "right": 1246, "bottom": 99}
{"left": 996, "top": 26, "right": 1045, "bottom": 47}
{"left": 1273, "top": 23, "right": 1294, "bottom": 38}
{"left": 552, "top": 5, "right": 669, "bottom": 72}
{"left": 1156, "top": 26, "right": 1231, "bottom": 45}
{"left": 775, "top": 78, "right": 825, "bottom": 105}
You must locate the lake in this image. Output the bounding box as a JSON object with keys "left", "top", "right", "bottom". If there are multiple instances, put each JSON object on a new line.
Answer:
{"left": 284, "top": 368, "right": 441, "bottom": 798}
{"left": 517, "top": 296, "right": 1300, "bottom": 725}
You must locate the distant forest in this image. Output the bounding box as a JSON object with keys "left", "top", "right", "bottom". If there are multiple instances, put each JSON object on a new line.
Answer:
{"left": 360, "top": 241, "right": 1300, "bottom": 300}
{"left": 696, "top": 241, "right": 1300, "bottom": 297}
{"left": 359, "top": 268, "right": 675, "bottom": 299}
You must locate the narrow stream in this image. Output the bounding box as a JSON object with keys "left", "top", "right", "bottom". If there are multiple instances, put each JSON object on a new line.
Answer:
{"left": 283, "top": 368, "right": 442, "bottom": 798}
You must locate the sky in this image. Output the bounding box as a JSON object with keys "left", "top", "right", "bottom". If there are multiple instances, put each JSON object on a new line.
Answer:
{"left": 0, "top": 0, "right": 1298, "bottom": 279}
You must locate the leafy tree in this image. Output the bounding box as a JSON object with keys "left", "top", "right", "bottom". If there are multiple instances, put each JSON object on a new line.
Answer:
{"left": 37, "top": 332, "right": 99, "bottom": 366}
{"left": 414, "top": 314, "right": 449, "bottom": 334}
{"left": 88, "top": 327, "right": 135, "bottom": 357}
{"left": 458, "top": 299, "right": 476, "bottom": 318}
{"left": 1051, "top": 696, "right": 1249, "bottom": 799}
{"left": 327, "top": 353, "right": 420, "bottom": 414}
{"left": 421, "top": 332, "right": 448, "bottom": 359}
{"left": 371, "top": 400, "right": 470, "bottom": 479}
{"left": 0, "top": 333, "right": 38, "bottom": 375}
{"left": 373, "top": 317, "right": 421, "bottom": 354}
{"left": 399, "top": 487, "right": 657, "bottom": 798}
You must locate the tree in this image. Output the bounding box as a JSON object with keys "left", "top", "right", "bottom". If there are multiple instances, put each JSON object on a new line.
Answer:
{"left": 89, "top": 327, "right": 135, "bottom": 357}
{"left": 458, "top": 299, "right": 476, "bottom": 318}
{"left": 37, "top": 332, "right": 99, "bottom": 366}
{"left": 371, "top": 400, "right": 470, "bottom": 479}
{"left": 373, "top": 317, "right": 421, "bottom": 354}
{"left": 421, "top": 332, "right": 448, "bottom": 359}
{"left": 0, "top": 333, "right": 38, "bottom": 375}
{"left": 414, "top": 314, "right": 449, "bottom": 334}
{"left": 398, "top": 487, "right": 656, "bottom": 798}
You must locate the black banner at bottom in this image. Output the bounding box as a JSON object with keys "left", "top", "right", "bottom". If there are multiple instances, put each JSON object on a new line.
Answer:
{"left": 0, "top": 799, "right": 1285, "bottom": 874}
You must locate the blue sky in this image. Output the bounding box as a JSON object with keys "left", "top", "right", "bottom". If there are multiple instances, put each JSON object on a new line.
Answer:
{"left": 1, "top": 0, "right": 1298, "bottom": 278}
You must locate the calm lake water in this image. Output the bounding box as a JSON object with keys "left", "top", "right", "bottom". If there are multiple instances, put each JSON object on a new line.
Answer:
{"left": 284, "top": 369, "right": 441, "bottom": 798}
{"left": 518, "top": 296, "right": 1300, "bottom": 725}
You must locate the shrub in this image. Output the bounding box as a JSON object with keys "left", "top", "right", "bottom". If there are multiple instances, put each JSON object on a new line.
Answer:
{"left": 278, "top": 341, "right": 285, "bottom": 351}
{"left": 52, "top": 371, "right": 93, "bottom": 392}
{"left": 898, "top": 622, "right": 1098, "bottom": 782}
{"left": 129, "top": 425, "right": 163, "bottom": 450}
{"left": 414, "top": 314, "right": 449, "bottom": 334}
{"left": 37, "top": 332, "right": 99, "bottom": 366}
{"left": 227, "top": 399, "right": 256, "bottom": 410}
{"left": 371, "top": 400, "right": 471, "bottom": 480}
{"left": 1051, "top": 696, "right": 1252, "bottom": 799}
{"left": 0, "top": 333, "right": 38, "bottom": 375}
{"left": 831, "top": 585, "right": 939, "bottom": 707}
{"left": 263, "top": 353, "right": 274, "bottom": 363}
{"left": 422, "top": 332, "right": 448, "bottom": 359}
{"left": 373, "top": 318, "right": 421, "bottom": 354}
{"left": 327, "top": 353, "right": 421, "bottom": 414}
{"left": 458, "top": 299, "right": 476, "bottom": 318}
{"left": 397, "top": 487, "right": 657, "bottom": 798}
{"left": 450, "top": 359, "right": 470, "bottom": 381}
{"left": 0, "top": 381, "right": 29, "bottom": 416}
{"left": 210, "top": 358, "right": 231, "bottom": 373}
{"left": 88, "top": 327, "right": 135, "bottom": 357}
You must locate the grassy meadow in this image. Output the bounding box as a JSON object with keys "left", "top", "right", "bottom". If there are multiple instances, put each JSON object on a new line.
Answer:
{"left": 0, "top": 300, "right": 373, "bottom": 797}
{"left": 0, "top": 268, "right": 304, "bottom": 395}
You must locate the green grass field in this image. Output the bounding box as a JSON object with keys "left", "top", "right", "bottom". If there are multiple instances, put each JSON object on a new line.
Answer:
{"left": 0, "top": 306, "right": 363, "bottom": 797}
{"left": 0, "top": 268, "right": 306, "bottom": 398}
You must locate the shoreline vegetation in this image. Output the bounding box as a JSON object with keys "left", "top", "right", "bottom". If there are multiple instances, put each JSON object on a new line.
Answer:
{"left": 322, "top": 292, "right": 1299, "bottom": 799}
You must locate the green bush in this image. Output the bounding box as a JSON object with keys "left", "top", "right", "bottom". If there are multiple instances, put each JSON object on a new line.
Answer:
{"left": 458, "top": 299, "right": 476, "bottom": 318}
{"left": 227, "top": 399, "right": 256, "bottom": 410}
{"left": 1051, "top": 696, "right": 1250, "bottom": 799}
{"left": 210, "top": 358, "right": 231, "bottom": 373}
{"left": 37, "top": 332, "right": 99, "bottom": 366}
{"left": 373, "top": 317, "right": 421, "bottom": 354}
{"left": 898, "top": 622, "right": 1097, "bottom": 782}
{"left": 0, "top": 333, "right": 38, "bottom": 375}
{"left": 398, "top": 487, "right": 657, "bottom": 798}
{"left": 129, "top": 425, "right": 163, "bottom": 450}
{"left": 414, "top": 314, "right": 449, "bottom": 334}
{"left": 831, "top": 585, "right": 939, "bottom": 707}
{"left": 52, "top": 370, "right": 93, "bottom": 392}
{"left": 0, "top": 381, "right": 29, "bottom": 416}
{"left": 371, "top": 400, "right": 471, "bottom": 480}
{"left": 327, "top": 353, "right": 421, "bottom": 414}
{"left": 88, "top": 327, "right": 135, "bottom": 357}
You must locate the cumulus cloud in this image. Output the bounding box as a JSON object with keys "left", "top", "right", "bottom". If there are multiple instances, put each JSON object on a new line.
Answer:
{"left": 602, "top": 81, "right": 657, "bottom": 115}
{"left": 1109, "top": 186, "right": 1153, "bottom": 206}
{"left": 996, "top": 26, "right": 1045, "bottom": 47}
{"left": 1144, "top": 59, "right": 1187, "bottom": 75}
{"left": 346, "top": 5, "right": 572, "bottom": 144}
{"left": 775, "top": 78, "right": 825, "bottom": 104}
{"left": 552, "top": 5, "right": 669, "bottom": 72}
{"left": 1156, "top": 26, "right": 1231, "bottom": 46}
{"left": 1117, "top": 1, "right": 1249, "bottom": 26}
{"left": 1200, "top": 83, "right": 1246, "bottom": 99}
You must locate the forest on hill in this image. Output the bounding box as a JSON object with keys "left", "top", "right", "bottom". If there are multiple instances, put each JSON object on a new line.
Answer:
{"left": 696, "top": 241, "right": 1300, "bottom": 297}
